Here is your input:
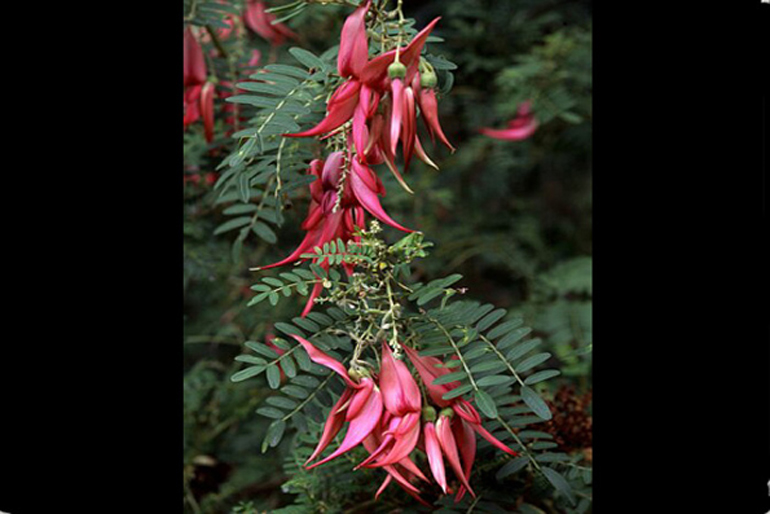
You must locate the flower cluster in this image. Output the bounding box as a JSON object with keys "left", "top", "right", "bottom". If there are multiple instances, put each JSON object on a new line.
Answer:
{"left": 284, "top": 1, "right": 452, "bottom": 188}
{"left": 257, "top": 2, "right": 454, "bottom": 315}
{"left": 291, "top": 335, "right": 517, "bottom": 505}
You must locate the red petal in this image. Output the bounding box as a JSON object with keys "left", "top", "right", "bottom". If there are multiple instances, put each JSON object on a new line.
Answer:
{"left": 321, "top": 151, "right": 344, "bottom": 189}
{"left": 389, "top": 79, "right": 404, "bottom": 156}
{"left": 255, "top": 224, "right": 322, "bottom": 271}
{"left": 437, "top": 416, "right": 475, "bottom": 497}
{"left": 360, "top": 17, "right": 441, "bottom": 89}
{"left": 183, "top": 27, "right": 207, "bottom": 87}
{"left": 471, "top": 421, "right": 518, "bottom": 456}
{"left": 419, "top": 89, "right": 455, "bottom": 151}
{"left": 452, "top": 418, "right": 476, "bottom": 501}
{"left": 414, "top": 133, "right": 440, "bottom": 170}
{"left": 401, "top": 87, "right": 416, "bottom": 170}
{"left": 424, "top": 422, "right": 448, "bottom": 494}
{"left": 370, "top": 412, "right": 421, "bottom": 467}
{"left": 349, "top": 162, "right": 413, "bottom": 233}
{"left": 201, "top": 82, "right": 215, "bottom": 143}
{"left": 307, "top": 379, "right": 383, "bottom": 468}
{"left": 289, "top": 334, "right": 360, "bottom": 389}
{"left": 338, "top": 1, "right": 371, "bottom": 78}
{"left": 285, "top": 82, "right": 360, "bottom": 138}
{"left": 479, "top": 121, "right": 537, "bottom": 141}
{"left": 305, "top": 388, "right": 354, "bottom": 465}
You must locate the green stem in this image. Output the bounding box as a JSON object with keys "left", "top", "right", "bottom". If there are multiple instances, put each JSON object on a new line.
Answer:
{"left": 426, "top": 315, "right": 478, "bottom": 391}
{"left": 479, "top": 334, "right": 527, "bottom": 388}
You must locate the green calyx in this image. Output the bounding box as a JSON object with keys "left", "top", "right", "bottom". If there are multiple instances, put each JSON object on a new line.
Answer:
{"left": 420, "top": 71, "right": 437, "bottom": 89}
{"left": 348, "top": 367, "right": 369, "bottom": 381}
{"left": 387, "top": 60, "right": 407, "bottom": 79}
{"left": 422, "top": 405, "right": 437, "bottom": 422}
{"left": 439, "top": 407, "right": 455, "bottom": 419}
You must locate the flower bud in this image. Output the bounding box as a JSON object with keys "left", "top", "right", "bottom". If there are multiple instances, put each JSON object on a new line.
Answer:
{"left": 387, "top": 60, "right": 407, "bottom": 79}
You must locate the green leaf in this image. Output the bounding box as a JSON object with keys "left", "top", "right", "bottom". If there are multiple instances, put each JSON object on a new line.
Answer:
{"left": 289, "top": 47, "right": 325, "bottom": 70}
{"left": 266, "top": 396, "right": 298, "bottom": 410}
{"left": 245, "top": 341, "right": 279, "bottom": 358}
{"left": 234, "top": 355, "right": 267, "bottom": 365}
{"left": 524, "top": 369, "right": 561, "bottom": 385}
{"left": 469, "top": 360, "right": 508, "bottom": 374}
{"left": 521, "top": 386, "right": 552, "bottom": 420}
{"left": 290, "top": 375, "right": 320, "bottom": 388}
{"left": 474, "top": 389, "right": 498, "bottom": 418}
{"left": 230, "top": 366, "right": 264, "bottom": 382}
{"left": 253, "top": 221, "right": 278, "bottom": 243}
{"left": 476, "top": 309, "right": 507, "bottom": 331}
{"left": 214, "top": 216, "right": 251, "bottom": 235}
{"left": 496, "top": 327, "right": 533, "bottom": 350}
{"left": 262, "top": 277, "right": 284, "bottom": 288}
{"left": 486, "top": 319, "right": 524, "bottom": 340}
{"left": 495, "top": 456, "right": 529, "bottom": 480}
{"left": 261, "top": 420, "right": 286, "bottom": 453}
{"left": 432, "top": 371, "right": 466, "bottom": 385}
{"left": 417, "top": 288, "right": 445, "bottom": 306}
{"left": 476, "top": 375, "right": 515, "bottom": 387}
{"left": 263, "top": 64, "right": 310, "bottom": 79}
{"left": 505, "top": 339, "right": 543, "bottom": 362}
{"left": 442, "top": 383, "right": 474, "bottom": 400}
{"left": 256, "top": 406, "right": 285, "bottom": 419}
{"left": 516, "top": 352, "right": 552, "bottom": 373}
{"left": 541, "top": 467, "right": 575, "bottom": 505}
{"left": 281, "top": 385, "right": 309, "bottom": 399}
{"left": 281, "top": 354, "right": 297, "bottom": 378}
{"left": 266, "top": 364, "right": 282, "bottom": 389}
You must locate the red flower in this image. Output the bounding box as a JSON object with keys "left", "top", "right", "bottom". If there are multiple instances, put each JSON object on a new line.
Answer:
{"left": 290, "top": 335, "right": 384, "bottom": 469}
{"left": 243, "top": 0, "right": 298, "bottom": 46}
{"left": 283, "top": 9, "right": 445, "bottom": 188}
{"left": 480, "top": 100, "right": 538, "bottom": 140}
{"left": 183, "top": 27, "right": 215, "bottom": 143}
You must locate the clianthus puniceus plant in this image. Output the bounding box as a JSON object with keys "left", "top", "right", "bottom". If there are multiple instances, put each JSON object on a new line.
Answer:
{"left": 227, "top": 0, "right": 577, "bottom": 510}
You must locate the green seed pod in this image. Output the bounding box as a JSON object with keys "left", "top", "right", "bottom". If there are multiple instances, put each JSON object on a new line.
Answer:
{"left": 387, "top": 60, "right": 407, "bottom": 79}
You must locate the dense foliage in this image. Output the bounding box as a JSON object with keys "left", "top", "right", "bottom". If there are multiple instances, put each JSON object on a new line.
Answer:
{"left": 183, "top": 0, "right": 592, "bottom": 512}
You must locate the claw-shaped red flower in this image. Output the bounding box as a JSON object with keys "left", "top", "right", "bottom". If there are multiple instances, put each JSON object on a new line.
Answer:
{"left": 183, "top": 27, "right": 215, "bottom": 143}
{"left": 480, "top": 100, "right": 538, "bottom": 140}
{"left": 243, "top": 0, "right": 298, "bottom": 46}
{"left": 290, "top": 334, "right": 384, "bottom": 469}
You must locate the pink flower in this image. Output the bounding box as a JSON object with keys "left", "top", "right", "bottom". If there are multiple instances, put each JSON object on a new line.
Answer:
{"left": 480, "top": 101, "right": 538, "bottom": 140}
{"left": 290, "top": 335, "right": 384, "bottom": 469}
{"left": 183, "top": 27, "right": 216, "bottom": 143}
{"left": 243, "top": 0, "right": 297, "bottom": 46}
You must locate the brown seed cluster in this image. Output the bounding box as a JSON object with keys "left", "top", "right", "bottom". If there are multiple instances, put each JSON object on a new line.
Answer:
{"left": 541, "top": 385, "right": 592, "bottom": 454}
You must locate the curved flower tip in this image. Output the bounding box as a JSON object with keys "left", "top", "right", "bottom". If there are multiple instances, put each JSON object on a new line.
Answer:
{"left": 243, "top": 0, "right": 297, "bottom": 45}
{"left": 288, "top": 334, "right": 360, "bottom": 389}
{"left": 306, "top": 379, "right": 382, "bottom": 469}
{"left": 349, "top": 162, "right": 414, "bottom": 233}
{"left": 480, "top": 101, "right": 538, "bottom": 141}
